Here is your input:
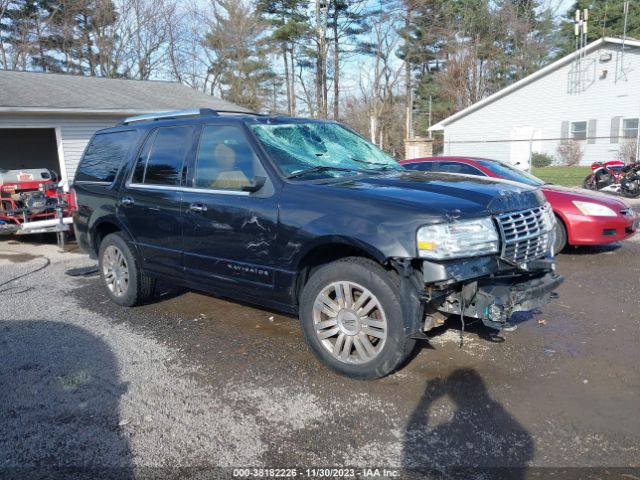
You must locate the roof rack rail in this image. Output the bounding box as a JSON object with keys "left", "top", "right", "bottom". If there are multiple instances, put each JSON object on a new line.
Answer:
{"left": 121, "top": 108, "right": 258, "bottom": 125}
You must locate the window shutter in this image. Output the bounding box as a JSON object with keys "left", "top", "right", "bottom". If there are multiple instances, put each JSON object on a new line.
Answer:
{"left": 561, "top": 121, "right": 569, "bottom": 140}
{"left": 610, "top": 116, "right": 621, "bottom": 143}
{"left": 587, "top": 119, "right": 597, "bottom": 144}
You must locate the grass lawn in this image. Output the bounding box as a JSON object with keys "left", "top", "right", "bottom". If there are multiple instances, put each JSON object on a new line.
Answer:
{"left": 531, "top": 166, "right": 591, "bottom": 187}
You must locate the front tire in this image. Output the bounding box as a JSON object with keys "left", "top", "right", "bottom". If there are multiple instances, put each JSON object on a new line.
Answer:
{"left": 299, "top": 257, "right": 415, "bottom": 379}
{"left": 98, "top": 232, "right": 155, "bottom": 307}
{"left": 553, "top": 217, "right": 567, "bottom": 255}
{"left": 583, "top": 176, "right": 597, "bottom": 190}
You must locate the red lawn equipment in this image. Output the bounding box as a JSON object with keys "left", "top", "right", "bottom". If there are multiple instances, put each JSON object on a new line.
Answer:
{"left": 0, "top": 169, "right": 75, "bottom": 244}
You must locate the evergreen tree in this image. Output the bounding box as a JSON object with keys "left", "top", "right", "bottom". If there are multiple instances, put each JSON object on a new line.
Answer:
{"left": 204, "top": 0, "right": 275, "bottom": 112}
{"left": 328, "top": 0, "right": 367, "bottom": 119}
{"left": 0, "top": 0, "right": 53, "bottom": 71}
{"left": 256, "top": 0, "right": 308, "bottom": 115}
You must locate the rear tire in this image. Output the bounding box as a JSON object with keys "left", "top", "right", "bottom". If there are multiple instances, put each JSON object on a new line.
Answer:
{"left": 622, "top": 180, "right": 640, "bottom": 198}
{"left": 98, "top": 232, "right": 155, "bottom": 307}
{"left": 553, "top": 217, "right": 567, "bottom": 255}
{"left": 299, "top": 257, "right": 415, "bottom": 379}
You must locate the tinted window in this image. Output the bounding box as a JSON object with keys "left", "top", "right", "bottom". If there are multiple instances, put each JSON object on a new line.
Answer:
{"left": 475, "top": 159, "right": 543, "bottom": 187}
{"left": 194, "top": 126, "right": 256, "bottom": 190}
{"left": 438, "top": 161, "right": 484, "bottom": 175}
{"left": 132, "top": 127, "right": 195, "bottom": 186}
{"left": 132, "top": 130, "right": 156, "bottom": 184}
{"left": 403, "top": 162, "right": 433, "bottom": 172}
{"left": 76, "top": 131, "right": 136, "bottom": 183}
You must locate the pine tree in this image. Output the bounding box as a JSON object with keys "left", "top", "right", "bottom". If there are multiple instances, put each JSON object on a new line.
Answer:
{"left": 257, "top": 0, "right": 309, "bottom": 115}
{"left": 327, "top": 0, "right": 367, "bottom": 119}
{"left": 204, "top": 0, "right": 275, "bottom": 112}
{"left": 0, "top": 0, "right": 54, "bottom": 71}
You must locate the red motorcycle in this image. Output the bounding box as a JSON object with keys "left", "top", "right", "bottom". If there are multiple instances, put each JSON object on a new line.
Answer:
{"left": 583, "top": 160, "right": 627, "bottom": 193}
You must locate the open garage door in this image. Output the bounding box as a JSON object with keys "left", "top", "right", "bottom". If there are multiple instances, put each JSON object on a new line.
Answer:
{"left": 0, "top": 129, "right": 61, "bottom": 177}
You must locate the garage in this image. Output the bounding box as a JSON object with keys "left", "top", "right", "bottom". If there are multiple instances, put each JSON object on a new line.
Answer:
{"left": 1, "top": 128, "right": 61, "bottom": 174}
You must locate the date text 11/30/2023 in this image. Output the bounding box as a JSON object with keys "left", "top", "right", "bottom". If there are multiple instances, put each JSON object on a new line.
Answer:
{"left": 232, "top": 468, "right": 400, "bottom": 478}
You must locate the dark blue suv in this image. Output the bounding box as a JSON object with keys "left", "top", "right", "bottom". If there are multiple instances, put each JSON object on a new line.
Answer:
{"left": 73, "top": 109, "right": 562, "bottom": 379}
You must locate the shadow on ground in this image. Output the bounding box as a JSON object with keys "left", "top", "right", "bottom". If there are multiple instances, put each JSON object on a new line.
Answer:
{"left": 562, "top": 243, "right": 622, "bottom": 255}
{"left": 402, "top": 368, "right": 533, "bottom": 479}
{"left": 0, "top": 320, "right": 132, "bottom": 478}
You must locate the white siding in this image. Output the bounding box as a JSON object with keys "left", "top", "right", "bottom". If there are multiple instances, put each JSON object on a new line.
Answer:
{"left": 442, "top": 44, "right": 640, "bottom": 166}
{"left": 0, "top": 114, "right": 121, "bottom": 182}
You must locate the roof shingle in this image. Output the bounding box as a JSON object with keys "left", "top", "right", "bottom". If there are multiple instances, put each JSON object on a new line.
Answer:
{"left": 0, "top": 70, "right": 249, "bottom": 114}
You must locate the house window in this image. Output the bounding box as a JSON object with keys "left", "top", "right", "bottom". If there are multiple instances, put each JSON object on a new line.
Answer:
{"left": 571, "top": 121, "right": 587, "bottom": 140}
{"left": 622, "top": 118, "right": 639, "bottom": 139}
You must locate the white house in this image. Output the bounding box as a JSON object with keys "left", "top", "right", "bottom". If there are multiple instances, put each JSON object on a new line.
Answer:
{"left": 0, "top": 70, "right": 247, "bottom": 186}
{"left": 429, "top": 37, "right": 640, "bottom": 167}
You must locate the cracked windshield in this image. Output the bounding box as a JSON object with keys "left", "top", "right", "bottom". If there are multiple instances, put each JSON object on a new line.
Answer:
{"left": 251, "top": 122, "right": 402, "bottom": 179}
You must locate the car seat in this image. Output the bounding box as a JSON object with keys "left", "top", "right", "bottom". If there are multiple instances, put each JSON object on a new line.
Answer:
{"left": 210, "top": 144, "right": 251, "bottom": 190}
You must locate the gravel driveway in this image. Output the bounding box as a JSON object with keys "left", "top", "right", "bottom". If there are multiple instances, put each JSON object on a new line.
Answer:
{"left": 1, "top": 232, "right": 639, "bottom": 479}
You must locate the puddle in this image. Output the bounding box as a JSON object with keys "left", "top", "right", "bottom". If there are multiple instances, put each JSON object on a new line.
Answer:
{"left": 0, "top": 253, "right": 42, "bottom": 263}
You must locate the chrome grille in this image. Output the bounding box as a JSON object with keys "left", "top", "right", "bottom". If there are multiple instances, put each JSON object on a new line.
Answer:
{"left": 496, "top": 205, "right": 551, "bottom": 265}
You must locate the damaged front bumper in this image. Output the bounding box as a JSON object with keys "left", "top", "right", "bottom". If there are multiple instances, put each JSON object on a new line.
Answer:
{"left": 435, "top": 271, "right": 563, "bottom": 330}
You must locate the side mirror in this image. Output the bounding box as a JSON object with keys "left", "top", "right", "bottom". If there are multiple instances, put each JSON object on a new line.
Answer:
{"left": 242, "top": 176, "right": 267, "bottom": 193}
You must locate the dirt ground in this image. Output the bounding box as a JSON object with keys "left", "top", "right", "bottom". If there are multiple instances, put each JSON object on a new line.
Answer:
{"left": 1, "top": 220, "right": 639, "bottom": 478}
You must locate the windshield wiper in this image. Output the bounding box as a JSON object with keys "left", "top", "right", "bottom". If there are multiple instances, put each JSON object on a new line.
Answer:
{"left": 286, "top": 166, "right": 360, "bottom": 180}
{"left": 348, "top": 157, "right": 398, "bottom": 172}
{"left": 366, "top": 165, "right": 397, "bottom": 172}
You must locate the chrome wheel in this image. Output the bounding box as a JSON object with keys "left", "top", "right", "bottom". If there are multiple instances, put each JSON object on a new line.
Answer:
{"left": 312, "top": 281, "right": 388, "bottom": 364}
{"left": 102, "top": 245, "right": 129, "bottom": 298}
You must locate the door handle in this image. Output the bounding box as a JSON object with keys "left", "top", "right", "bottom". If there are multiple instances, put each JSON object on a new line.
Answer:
{"left": 188, "top": 202, "right": 207, "bottom": 213}
{"left": 121, "top": 196, "right": 135, "bottom": 207}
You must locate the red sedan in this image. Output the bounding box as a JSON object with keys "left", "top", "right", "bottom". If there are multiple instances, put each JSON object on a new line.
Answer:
{"left": 400, "top": 156, "right": 639, "bottom": 254}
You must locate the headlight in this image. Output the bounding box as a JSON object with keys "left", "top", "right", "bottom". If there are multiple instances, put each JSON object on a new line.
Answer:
{"left": 417, "top": 218, "right": 499, "bottom": 259}
{"left": 542, "top": 203, "right": 556, "bottom": 231}
{"left": 572, "top": 201, "right": 617, "bottom": 217}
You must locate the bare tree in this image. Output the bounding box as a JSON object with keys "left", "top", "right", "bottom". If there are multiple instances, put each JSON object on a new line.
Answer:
{"left": 113, "top": 0, "right": 173, "bottom": 79}
{"left": 296, "top": 61, "right": 317, "bottom": 117}
{"left": 0, "top": 0, "right": 10, "bottom": 69}
{"left": 619, "top": 138, "right": 638, "bottom": 163}
{"left": 557, "top": 140, "right": 584, "bottom": 166}
{"left": 358, "top": 7, "right": 403, "bottom": 148}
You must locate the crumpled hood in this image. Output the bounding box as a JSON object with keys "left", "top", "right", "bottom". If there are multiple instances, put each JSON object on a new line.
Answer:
{"left": 321, "top": 171, "right": 545, "bottom": 217}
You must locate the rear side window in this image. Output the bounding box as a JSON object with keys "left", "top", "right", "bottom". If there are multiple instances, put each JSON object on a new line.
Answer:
{"left": 132, "top": 126, "right": 196, "bottom": 186}
{"left": 438, "top": 161, "right": 484, "bottom": 175}
{"left": 403, "top": 162, "right": 433, "bottom": 172}
{"left": 76, "top": 130, "right": 136, "bottom": 183}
